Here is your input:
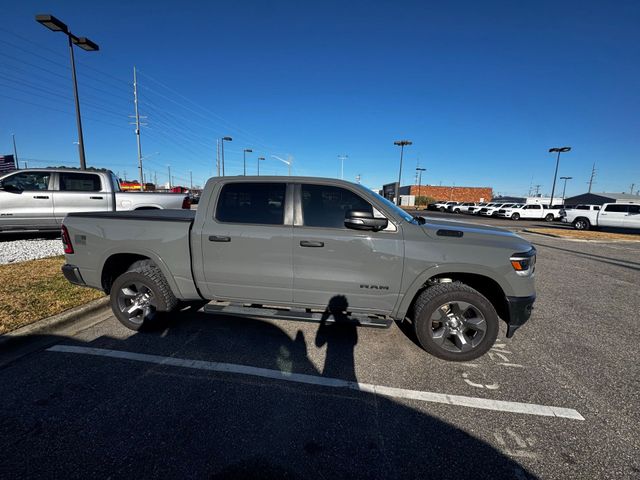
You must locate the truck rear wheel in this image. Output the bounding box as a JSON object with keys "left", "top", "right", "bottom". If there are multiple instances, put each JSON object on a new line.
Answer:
{"left": 413, "top": 282, "right": 499, "bottom": 361}
{"left": 511, "top": 213, "right": 520, "bottom": 220}
{"left": 545, "top": 213, "right": 555, "bottom": 222}
{"left": 110, "top": 262, "right": 178, "bottom": 331}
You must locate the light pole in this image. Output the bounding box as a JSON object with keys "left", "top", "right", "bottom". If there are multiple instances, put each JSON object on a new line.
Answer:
{"left": 416, "top": 167, "right": 426, "bottom": 208}
{"left": 221, "top": 136, "right": 232, "bottom": 176}
{"left": 243, "top": 148, "right": 253, "bottom": 176}
{"left": 257, "top": 157, "right": 265, "bottom": 175}
{"left": 338, "top": 154, "right": 348, "bottom": 179}
{"left": 36, "top": 14, "right": 99, "bottom": 170}
{"left": 560, "top": 176, "right": 572, "bottom": 202}
{"left": 548, "top": 147, "right": 571, "bottom": 207}
{"left": 394, "top": 140, "right": 412, "bottom": 205}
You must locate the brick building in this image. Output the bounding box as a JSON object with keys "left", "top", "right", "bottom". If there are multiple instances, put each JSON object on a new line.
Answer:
{"left": 399, "top": 185, "right": 493, "bottom": 203}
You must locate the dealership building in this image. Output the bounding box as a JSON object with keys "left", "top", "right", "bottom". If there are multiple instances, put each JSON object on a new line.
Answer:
{"left": 384, "top": 183, "right": 493, "bottom": 205}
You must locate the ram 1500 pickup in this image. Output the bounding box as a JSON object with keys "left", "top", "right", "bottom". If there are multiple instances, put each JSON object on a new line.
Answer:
{"left": 61, "top": 176, "right": 536, "bottom": 361}
{"left": 0, "top": 168, "right": 190, "bottom": 232}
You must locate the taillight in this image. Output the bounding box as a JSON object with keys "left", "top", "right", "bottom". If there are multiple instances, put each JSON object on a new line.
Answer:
{"left": 181, "top": 196, "right": 191, "bottom": 209}
{"left": 61, "top": 225, "right": 74, "bottom": 254}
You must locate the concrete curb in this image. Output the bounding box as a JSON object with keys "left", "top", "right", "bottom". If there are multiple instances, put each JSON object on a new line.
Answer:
{"left": 0, "top": 297, "right": 110, "bottom": 349}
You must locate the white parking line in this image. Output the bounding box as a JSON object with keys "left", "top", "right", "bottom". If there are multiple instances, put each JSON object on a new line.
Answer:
{"left": 47, "top": 345, "right": 585, "bottom": 421}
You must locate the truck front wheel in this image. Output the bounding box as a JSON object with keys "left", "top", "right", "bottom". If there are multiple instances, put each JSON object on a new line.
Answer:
{"left": 573, "top": 218, "right": 590, "bottom": 230}
{"left": 413, "top": 282, "right": 499, "bottom": 361}
{"left": 110, "top": 262, "right": 178, "bottom": 331}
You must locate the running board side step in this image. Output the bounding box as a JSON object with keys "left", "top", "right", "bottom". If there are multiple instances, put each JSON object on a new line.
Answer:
{"left": 203, "top": 303, "right": 393, "bottom": 329}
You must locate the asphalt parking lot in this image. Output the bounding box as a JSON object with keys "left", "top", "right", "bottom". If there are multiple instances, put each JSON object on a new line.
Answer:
{"left": 1, "top": 218, "right": 639, "bottom": 479}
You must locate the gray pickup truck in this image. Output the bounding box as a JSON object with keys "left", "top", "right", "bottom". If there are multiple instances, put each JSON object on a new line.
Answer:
{"left": 61, "top": 176, "right": 536, "bottom": 361}
{"left": 0, "top": 168, "right": 190, "bottom": 232}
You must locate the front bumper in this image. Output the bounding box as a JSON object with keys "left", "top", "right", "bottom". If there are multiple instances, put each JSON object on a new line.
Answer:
{"left": 62, "top": 264, "right": 86, "bottom": 286}
{"left": 505, "top": 294, "right": 535, "bottom": 338}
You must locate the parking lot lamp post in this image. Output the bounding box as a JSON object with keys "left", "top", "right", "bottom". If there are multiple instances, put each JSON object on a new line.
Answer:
{"left": 548, "top": 147, "right": 571, "bottom": 207}
{"left": 257, "top": 157, "right": 265, "bottom": 175}
{"left": 221, "top": 137, "right": 232, "bottom": 176}
{"left": 560, "top": 176, "right": 573, "bottom": 202}
{"left": 394, "top": 140, "right": 412, "bottom": 205}
{"left": 416, "top": 167, "right": 426, "bottom": 207}
{"left": 35, "top": 14, "right": 99, "bottom": 170}
{"left": 243, "top": 149, "right": 252, "bottom": 176}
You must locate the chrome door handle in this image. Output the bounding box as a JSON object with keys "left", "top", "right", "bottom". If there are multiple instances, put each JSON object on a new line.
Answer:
{"left": 33, "top": 195, "right": 50, "bottom": 199}
{"left": 300, "top": 240, "right": 324, "bottom": 247}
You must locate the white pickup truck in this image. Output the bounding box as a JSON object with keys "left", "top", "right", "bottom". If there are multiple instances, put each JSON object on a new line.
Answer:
{"left": 562, "top": 203, "right": 640, "bottom": 230}
{"left": 497, "top": 204, "right": 557, "bottom": 221}
{"left": 0, "top": 168, "right": 191, "bottom": 233}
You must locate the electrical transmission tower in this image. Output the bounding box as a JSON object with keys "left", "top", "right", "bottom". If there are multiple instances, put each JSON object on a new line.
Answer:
{"left": 130, "top": 66, "right": 148, "bottom": 191}
{"left": 587, "top": 163, "right": 596, "bottom": 193}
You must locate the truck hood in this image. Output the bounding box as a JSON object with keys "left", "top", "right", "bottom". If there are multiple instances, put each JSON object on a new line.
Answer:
{"left": 418, "top": 216, "right": 532, "bottom": 252}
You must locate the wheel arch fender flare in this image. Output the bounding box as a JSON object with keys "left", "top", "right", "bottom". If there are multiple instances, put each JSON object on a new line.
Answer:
{"left": 100, "top": 247, "right": 184, "bottom": 299}
{"left": 392, "top": 263, "right": 514, "bottom": 321}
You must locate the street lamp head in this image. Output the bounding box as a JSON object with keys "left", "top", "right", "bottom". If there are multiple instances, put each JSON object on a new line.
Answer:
{"left": 222, "top": 136, "right": 233, "bottom": 142}
{"left": 416, "top": 167, "right": 426, "bottom": 172}
{"left": 394, "top": 140, "right": 412, "bottom": 147}
{"left": 549, "top": 147, "right": 571, "bottom": 153}
{"left": 244, "top": 149, "right": 253, "bottom": 153}
{"left": 74, "top": 37, "right": 99, "bottom": 51}
{"left": 35, "top": 14, "right": 68, "bottom": 33}
{"left": 258, "top": 157, "right": 265, "bottom": 161}
{"left": 560, "top": 176, "right": 573, "bottom": 180}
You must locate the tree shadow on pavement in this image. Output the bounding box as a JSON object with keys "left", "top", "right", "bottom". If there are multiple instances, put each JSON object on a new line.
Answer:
{"left": 0, "top": 309, "right": 537, "bottom": 479}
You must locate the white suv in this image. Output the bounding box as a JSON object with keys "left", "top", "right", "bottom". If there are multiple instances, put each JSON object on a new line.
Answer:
{"left": 451, "top": 202, "right": 476, "bottom": 214}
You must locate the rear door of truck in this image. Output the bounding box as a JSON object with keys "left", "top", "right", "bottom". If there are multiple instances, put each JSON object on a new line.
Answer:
{"left": 52, "top": 171, "right": 110, "bottom": 224}
{"left": 599, "top": 204, "right": 628, "bottom": 227}
{"left": 198, "top": 180, "right": 294, "bottom": 303}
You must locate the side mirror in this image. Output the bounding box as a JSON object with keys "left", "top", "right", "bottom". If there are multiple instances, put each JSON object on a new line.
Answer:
{"left": 344, "top": 210, "right": 388, "bottom": 232}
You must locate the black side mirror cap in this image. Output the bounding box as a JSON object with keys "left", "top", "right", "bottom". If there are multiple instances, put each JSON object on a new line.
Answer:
{"left": 344, "top": 210, "right": 388, "bottom": 231}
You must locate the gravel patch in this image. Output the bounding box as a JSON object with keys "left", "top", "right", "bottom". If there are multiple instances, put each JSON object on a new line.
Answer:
{"left": 0, "top": 238, "right": 64, "bottom": 264}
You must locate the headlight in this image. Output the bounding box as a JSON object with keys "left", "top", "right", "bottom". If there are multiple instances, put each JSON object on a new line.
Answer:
{"left": 510, "top": 248, "right": 536, "bottom": 276}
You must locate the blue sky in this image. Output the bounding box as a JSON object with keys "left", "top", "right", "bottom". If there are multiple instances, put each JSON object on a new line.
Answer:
{"left": 1, "top": 0, "right": 638, "bottom": 195}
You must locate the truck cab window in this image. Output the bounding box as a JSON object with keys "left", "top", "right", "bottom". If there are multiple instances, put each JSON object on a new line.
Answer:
{"left": 59, "top": 172, "right": 102, "bottom": 192}
{"left": 301, "top": 184, "right": 373, "bottom": 228}
{"left": 216, "top": 182, "right": 286, "bottom": 225}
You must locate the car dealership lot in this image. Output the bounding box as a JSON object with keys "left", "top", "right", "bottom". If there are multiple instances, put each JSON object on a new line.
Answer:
{"left": 1, "top": 230, "right": 639, "bottom": 478}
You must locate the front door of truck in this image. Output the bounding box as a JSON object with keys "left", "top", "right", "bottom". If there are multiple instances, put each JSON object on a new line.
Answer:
{"left": 292, "top": 183, "right": 403, "bottom": 313}
{"left": 0, "top": 170, "right": 56, "bottom": 230}
{"left": 200, "top": 181, "right": 293, "bottom": 303}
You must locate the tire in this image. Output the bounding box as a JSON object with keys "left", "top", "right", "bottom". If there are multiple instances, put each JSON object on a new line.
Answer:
{"left": 439, "top": 207, "right": 446, "bottom": 212}
{"left": 454, "top": 209, "right": 460, "bottom": 214}
{"left": 545, "top": 213, "right": 554, "bottom": 222}
{"left": 110, "top": 262, "right": 178, "bottom": 331}
{"left": 573, "top": 217, "right": 591, "bottom": 231}
{"left": 511, "top": 213, "right": 520, "bottom": 221}
{"left": 413, "top": 282, "right": 499, "bottom": 361}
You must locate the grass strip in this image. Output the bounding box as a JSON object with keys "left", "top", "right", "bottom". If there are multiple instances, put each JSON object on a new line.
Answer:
{"left": 0, "top": 256, "right": 103, "bottom": 334}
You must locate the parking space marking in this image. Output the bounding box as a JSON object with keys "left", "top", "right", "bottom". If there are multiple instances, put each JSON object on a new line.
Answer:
{"left": 47, "top": 345, "right": 585, "bottom": 421}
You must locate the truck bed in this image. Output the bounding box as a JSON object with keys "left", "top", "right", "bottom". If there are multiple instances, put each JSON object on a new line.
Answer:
{"left": 67, "top": 209, "right": 196, "bottom": 223}
{"left": 63, "top": 209, "right": 199, "bottom": 300}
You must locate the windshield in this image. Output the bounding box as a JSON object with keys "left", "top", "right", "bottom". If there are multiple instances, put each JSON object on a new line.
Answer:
{"left": 357, "top": 184, "right": 415, "bottom": 224}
